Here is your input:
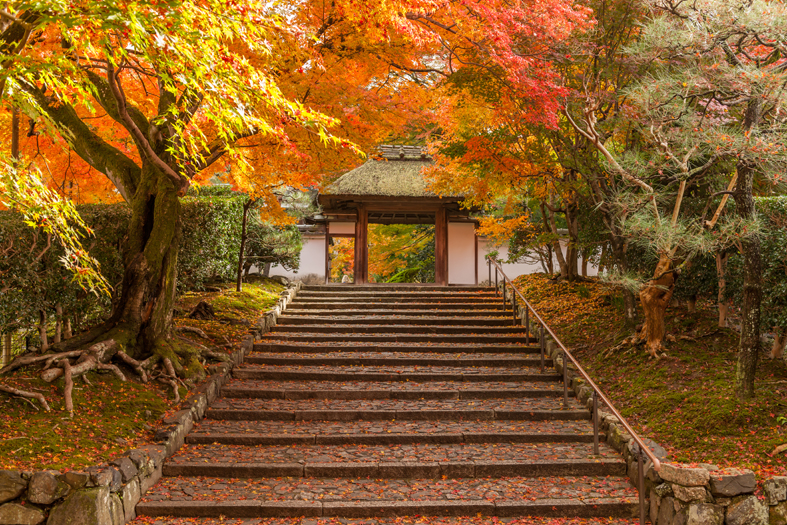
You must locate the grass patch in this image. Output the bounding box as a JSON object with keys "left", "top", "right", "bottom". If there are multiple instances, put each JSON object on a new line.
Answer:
{"left": 514, "top": 273, "right": 787, "bottom": 477}
{"left": 0, "top": 373, "right": 168, "bottom": 471}
{"left": 174, "top": 278, "right": 285, "bottom": 346}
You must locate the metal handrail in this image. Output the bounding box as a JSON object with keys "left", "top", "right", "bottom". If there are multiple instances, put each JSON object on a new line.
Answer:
{"left": 487, "top": 257, "right": 659, "bottom": 525}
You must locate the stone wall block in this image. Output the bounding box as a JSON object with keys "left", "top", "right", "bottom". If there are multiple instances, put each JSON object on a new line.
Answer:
{"left": 58, "top": 472, "right": 89, "bottom": 490}
{"left": 0, "top": 502, "right": 45, "bottom": 525}
{"left": 121, "top": 479, "right": 140, "bottom": 522}
{"left": 650, "top": 489, "right": 662, "bottom": 524}
{"left": 672, "top": 499, "right": 689, "bottom": 525}
{"left": 708, "top": 469, "right": 756, "bottom": 497}
{"left": 133, "top": 446, "right": 166, "bottom": 469}
{"left": 659, "top": 463, "right": 710, "bottom": 487}
{"left": 189, "top": 393, "right": 208, "bottom": 420}
{"left": 109, "top": 458, "right": 137, "bottom": 484}
{"left": 0, "top": 471, "right": 27, "bottom": 504}
{"left": 770, "top": 501, "right": 787, "bottom": 525}
{"left": 47, "top": 487, "right": 111, "bottom": 525}
{"left": 658, "top": 495, "right": 676, "bottom": 524}
{"left": 109, "top": 493, "right": 124, "bottom": 525}
{"left": 725, "top": 495, "right": 768, "bottom": 525}
{"left": 28, "top": 472, "right": 69, "bottom": 505}
{"left": 765, "top": 477, "right": 787, "bottom": 505}
{"left": 125, "top": 450, "right": 149, "bottom": 471}
{"left": 139, "top": 460, "right": 162, "bottom": 495}
{"left": 686, "top": 503, "right": 724, "bottom": 525}
{"left": 672, "top": 484, "right": 709, "bottom": 503}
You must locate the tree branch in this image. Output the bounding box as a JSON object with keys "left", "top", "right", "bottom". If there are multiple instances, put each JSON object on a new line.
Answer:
{"left": 105, "top": 60, "right": 187, "bottom": 193}
{"left": 22, "top": 83, "right": 140, "bottom": 201}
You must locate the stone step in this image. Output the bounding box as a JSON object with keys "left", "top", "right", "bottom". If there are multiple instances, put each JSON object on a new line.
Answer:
{"left": 205, "top": 397, "right": 587, "bottom": 422}
{"left": 253, "top": 343, "right": 542, "bottom": 354}
{"left": 221, "top": 379, "right": 563, "bottom": 399}
{"left": 296, "top": 293, "right": 500, "bottom": 301}
{"left": 186, "top": 418, "right": 601, "bottom": 446}
{"left": 288, "top": 303, "right": 510, "bottom": 311}
{"left": 163, "top": 442, "right": 624, "bottom": 479}
{"left": 282, "top": 309, "right": 512, "bottom": 317}
{"left": 270, "top": 325, "right": 524, "bottom": 335}
{"left": 277, "top": 316, "right": 513, "bottom": 326}
{"left": 259, "top": 334, "right": 534, "bottom": 344}
{"left": 129, "top": 516, "right": 642, "bottom": 524}
{"left": 231, "top": 367, "right": 557, "bottom": 383}
{"left": 136, "top": 475, "right": 638, "bottom": 519}
{"left": 302, "top": 285, "right": 495, "bottom": 292}
{"left": 244, "top": 353, "right": 549, "bottom": 367}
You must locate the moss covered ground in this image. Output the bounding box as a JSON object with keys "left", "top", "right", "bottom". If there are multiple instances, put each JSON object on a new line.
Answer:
{"left": 0, "top": 277, "right": 284, "bottom": 471}
{"left": 513, "top": 273, "right": 787, "bottom": 478}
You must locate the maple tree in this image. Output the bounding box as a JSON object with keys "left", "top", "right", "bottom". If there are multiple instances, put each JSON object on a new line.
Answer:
{"left": 0, "top": 0, "right": 352, "bottom": 405}
{"left": 427, "top": 0, "right": 643, "bottom": 288}
{"left": 0, "top": 0, "right": 611, "bottom": 411}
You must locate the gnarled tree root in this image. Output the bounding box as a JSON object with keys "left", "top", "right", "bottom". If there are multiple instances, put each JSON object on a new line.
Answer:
{"left": 0, "top": 384, "right": 51, "bottom": 411}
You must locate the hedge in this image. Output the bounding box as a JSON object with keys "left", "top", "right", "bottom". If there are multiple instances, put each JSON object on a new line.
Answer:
{"left": 0, "top": 193, "right": 246, "bottom": 345}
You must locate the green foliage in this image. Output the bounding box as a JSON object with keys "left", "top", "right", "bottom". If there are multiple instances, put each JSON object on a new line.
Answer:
{"left": 725, "top": 197, "right": 787, "bottom": 330}
{"left": 246, "top": 222, "right": 302, "bottom": 273}
{"left": 1, "top": 194, "right": 250, "bottom": 344}
{"left": 178, "top": 196, "right": 245, "bottom": 290}
{"left": 672, "top": 253, "right": 718, "bottom": 302}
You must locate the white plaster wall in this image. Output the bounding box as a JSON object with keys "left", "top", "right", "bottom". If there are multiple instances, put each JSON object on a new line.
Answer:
{"left": 329, "top": 222, "right": 355, "bottom": 235}
{"left": 448, "top": 222, "right": 477, "bottom": 284}
{"left": 476, "top": 237, "right": 598, "bottom": 281}
{"left": 268, "top": 235, "right": 325, "bottom": 280}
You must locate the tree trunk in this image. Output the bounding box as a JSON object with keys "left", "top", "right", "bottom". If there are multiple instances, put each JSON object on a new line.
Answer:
{"left": 770, "top": 327, "right": 787, "bottom": 360}
{"left": 54, "top": 303, "right": 63, "bottom": 344}
{"left": 687, "top": 295, "right": 697, "bottom": 313}
{"left": 598, "top": 243, "right": 607, "bottom": 274}
{"left": 263, "top": 262, "right": 272, "bottom": 278}
{"left": 638, "top": 253, "right": 678, "bottom": 357}
{"left": 39, "top": 310, "right": 49, "bottom": 351}
{"left": 237, "top": 199, "right": 253, "bottom": 293}
{"left": 543, "top": 200, "right": 569, "bottom": 279}
{"left": 733, "top": 161, "right": 763, "bottom": 399}
{"left": 58, "top": 164, "right": 186, "bottom": 367}
{"left": 564, "top": 190, "right": 580, "bottom": 281}
{"left": 64, "top": 317, "right": 72, "bottom": 339}
{"left": 2, "top": 332, "right": 11, "bottom": 367}
{"left": 716, "top": 252, "right": 730, "bottom": 328}
{"left": 581, "top": 249, "right": 589, "bottom": 277}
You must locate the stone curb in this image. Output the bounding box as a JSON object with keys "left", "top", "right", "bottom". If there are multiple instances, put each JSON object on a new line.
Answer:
{"left": 510, "top": 288, "right": 775, "bottom": 525}
{"left": 0, "top": 280, "right": 302, "bottom": 525}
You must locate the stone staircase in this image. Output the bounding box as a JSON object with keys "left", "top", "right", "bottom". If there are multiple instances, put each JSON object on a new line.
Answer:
{"left": 136, "top": 284, "right": 638, "bottom": 520}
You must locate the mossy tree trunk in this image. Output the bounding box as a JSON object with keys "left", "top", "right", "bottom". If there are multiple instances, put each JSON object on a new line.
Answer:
{"left": 733, "top": 98, "right": 764, "bottom": 400}
{"left": 733, "top": 160, "right": 763, "bottom": 399}
{"left": 106, "top": 164, "right": 182, "bottom": 358}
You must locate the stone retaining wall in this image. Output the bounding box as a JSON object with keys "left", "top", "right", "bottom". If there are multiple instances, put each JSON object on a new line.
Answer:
{"left": 0, "top": 281, "right": 301, "bottom": 525}
{"left": 515, "top": 295, "right": 781, "bottom": 525}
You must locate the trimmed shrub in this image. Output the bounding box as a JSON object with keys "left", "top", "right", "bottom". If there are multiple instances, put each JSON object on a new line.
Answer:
{"left": 1, "top": 194, "right": 248, "bottom": 345}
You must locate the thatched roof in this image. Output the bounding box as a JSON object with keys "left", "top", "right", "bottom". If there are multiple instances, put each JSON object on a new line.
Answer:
{"left": 326, "top": 145, "right": 451, "bottom": 198}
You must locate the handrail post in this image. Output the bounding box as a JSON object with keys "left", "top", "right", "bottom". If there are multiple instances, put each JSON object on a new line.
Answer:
{"left": 502, "top": 279, "right": 506, "bottom": 309}
{"left": 539, "top": 325, "right": 545, "bottom": 375}
{"left": 487, "top": 258, "right": 491, "bottom": 286}
{"left": 562, "top": 349, "right": 569, "bottom": 409}
{"left": 525, "top": 307, "right": 530, "bottom": 342}
{"left": 593, "top": 390, "right": 599, "bottom": 455}
{"left": 494, "top": 269, "right": 498, "bottom": 297}
{"left": 512, "top": 293, "right": 517, "bottom": 325}
{"left": 639, "top": 449, "right": 646, "bottom": 525}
